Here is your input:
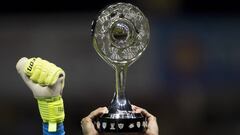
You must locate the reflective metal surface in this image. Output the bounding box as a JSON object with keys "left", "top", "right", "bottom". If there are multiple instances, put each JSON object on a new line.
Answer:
{"left": 92, "top": 2, "right": 150, "bottom": 132}
{"left": 92, "top": 2, "right": 150, "bottom": 67}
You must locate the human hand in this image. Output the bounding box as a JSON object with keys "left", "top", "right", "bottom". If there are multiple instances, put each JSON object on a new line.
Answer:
{"left": 81, "top": 107, "right": 108, "bottom": 135}
{"left": 16, "top": 57, "right": 65, "bottom": 98}
{"left": 132, "top": 105, "right": 159, "bottom": 135}
{"left": 16, "top": 57, "right": 66, "bottom": 132}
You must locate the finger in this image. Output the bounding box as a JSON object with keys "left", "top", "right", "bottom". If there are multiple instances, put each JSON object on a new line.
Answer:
{"left": 131, "top": 104, "right": 142, "bottom": 111}
{"left": 58, "top": 70, "right": 65, "bottom": 89}
{"left": 16, "top": 57, "right": 28, "bottom": 77}
{"left": 132, "top": 104, "right": 141, "bottom": 109}
{"left": 38, "top": 70, "right": 48, "bottom": 84}
{"left": 81, "top": 117, "right": 91, "bottom": 125}
{"left": 81, "top": 117, "right": 98, "bottom": 135}
{"left": 52, "top": 68, "right": 65, "bottom": 85}
{"left": 30, "top": 68, "right": 41, "bottom": 83}
{"left": 50, "top": 76, "right": 65, "bottom": 95}
{"left": 81, "top": 107, "right": 108, "bottom": 135}
{"left": 46, "top": 66, "right": 64, "bottom": 86}
{"left": 134, "top": 107, "right": 154, "bottom": 120}
{"left": 131, "top": 105, "right": 138, "bottom": 112}
{"left": 138, "top": 108, "right": 158, "bottom": 134}
{"left": 132, "top": 105, "right": 137, "bottom": 111}
{"left": 16, "top": 57, "right": 32, "bottom": 85}
{"left": 24, "top": 57, "right": 37, "bottom": 77}
{"left": 140, "top": 109, "right": 157, "bottom": 130}
{"left": 16, "top": 57, "right": 27, "bottom": 71}
{"left": 88, "top": 107, "right": 108, "bottom": 119}
{"left": 141, "top": 109, "right": 153, "bottom": 119}
{"left": 132, "top": 105, "right": 144, "bottom": 113}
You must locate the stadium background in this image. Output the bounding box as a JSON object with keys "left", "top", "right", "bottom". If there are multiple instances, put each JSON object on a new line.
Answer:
{"left": 0, "top": 0, "right": 239, "bottom": 134}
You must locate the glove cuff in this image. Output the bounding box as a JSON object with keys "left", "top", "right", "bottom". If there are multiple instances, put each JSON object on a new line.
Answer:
{"left": 37, "top": 96, "right": 65, "bottom": 132}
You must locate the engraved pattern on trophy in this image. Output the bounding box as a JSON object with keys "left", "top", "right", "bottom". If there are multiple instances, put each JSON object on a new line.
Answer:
{"left": 93, "top": 2, "right": 150, "bottom": 66}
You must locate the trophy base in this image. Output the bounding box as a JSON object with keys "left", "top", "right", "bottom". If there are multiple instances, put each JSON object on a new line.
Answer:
{"left": 94, "top": 112, "right": 147, "bottom": 133}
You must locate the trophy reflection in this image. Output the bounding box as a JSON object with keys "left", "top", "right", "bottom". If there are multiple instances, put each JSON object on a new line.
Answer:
{"left": 91, "top": 2, "right": 150, "bottom": 133}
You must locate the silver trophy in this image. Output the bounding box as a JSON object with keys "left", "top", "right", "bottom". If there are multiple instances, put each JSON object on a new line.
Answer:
{"left": 91, "top": 2, "right": 150, "bottom": 133}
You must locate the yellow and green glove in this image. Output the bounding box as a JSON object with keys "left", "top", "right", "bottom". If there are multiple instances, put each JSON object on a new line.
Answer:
{"left": 16, "top": 57, "right": 65, "bottom": 132}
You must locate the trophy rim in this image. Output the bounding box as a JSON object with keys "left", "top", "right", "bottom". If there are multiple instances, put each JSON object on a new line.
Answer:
{"left": 91, "top": 2, "right": 150, "bottom": 67}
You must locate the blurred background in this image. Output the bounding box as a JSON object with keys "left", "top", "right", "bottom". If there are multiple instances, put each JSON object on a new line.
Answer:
{"left": 0, "top": 0, "right": 240, "bottom": 134}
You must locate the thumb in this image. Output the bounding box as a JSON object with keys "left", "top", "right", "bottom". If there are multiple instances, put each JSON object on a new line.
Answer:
{"left": 50, "top": 72, "right": 65, "bottom": 95}
{"left": 16, "top": 57, "right": 31, "bottom": 84}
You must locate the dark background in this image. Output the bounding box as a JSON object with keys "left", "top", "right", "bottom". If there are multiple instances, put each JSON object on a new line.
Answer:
{"left": 0, "top": 0, "right": 239, "bottom": 135}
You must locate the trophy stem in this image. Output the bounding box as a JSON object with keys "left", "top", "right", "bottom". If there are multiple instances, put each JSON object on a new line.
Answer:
{"left": 108, "top": 65, "right": 132, "bottom": 113}
{"left": 115, "top": 65, "right": 127, "bottom": 99}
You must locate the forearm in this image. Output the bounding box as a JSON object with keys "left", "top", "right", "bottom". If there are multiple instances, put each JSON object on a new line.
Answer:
{"left": 16, "top": 57, "right": 66, "bottom": 135}
{"left": 37, "top": 96, "right": 65, "bottom": 135}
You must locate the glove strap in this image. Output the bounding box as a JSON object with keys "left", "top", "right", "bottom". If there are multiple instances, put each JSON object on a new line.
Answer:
{"left": 37, "top": 96, "right": 65, "bottom": 132}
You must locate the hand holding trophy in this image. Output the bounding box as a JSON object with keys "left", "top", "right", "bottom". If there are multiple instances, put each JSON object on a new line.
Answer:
{"left": 91, "top": 2, "right": 150, "bottom": 133}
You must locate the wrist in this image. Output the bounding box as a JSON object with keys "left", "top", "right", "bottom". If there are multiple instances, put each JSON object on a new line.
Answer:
{"left": 37, "top": 96, "right": 65, "bottom": 132}
{"left": 43, "top": 123, "right": 65, "bottom": 135}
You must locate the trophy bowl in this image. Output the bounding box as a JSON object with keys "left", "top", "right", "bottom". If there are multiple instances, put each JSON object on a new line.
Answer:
{"left": 91, "top": 2, "right": 150, "bottom": 133}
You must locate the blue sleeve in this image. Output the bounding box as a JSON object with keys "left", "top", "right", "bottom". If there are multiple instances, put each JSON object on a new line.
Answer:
{"left": 42, "top": 123, "right": 65, "bottom": 135}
